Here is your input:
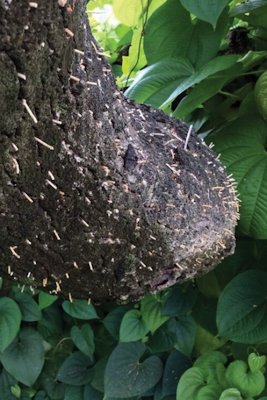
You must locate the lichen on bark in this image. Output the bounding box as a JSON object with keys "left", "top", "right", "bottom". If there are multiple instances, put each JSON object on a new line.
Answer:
{"left": 0, "top": 0, "right": 239, "bottom": 303}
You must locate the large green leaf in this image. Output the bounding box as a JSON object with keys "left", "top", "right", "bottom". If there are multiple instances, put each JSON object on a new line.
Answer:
{"left": 71, "top": 324, "right": 95, "bottom": 359}
{"left": 125, "top": 58, "right": 194, "bottom": 107}
{"left": 0, "top": 297, "right": 21, "bottom": 352}
{"left": 62, "top": 300, "right": 99, "bottom": 320}
{"left": 210, "top": 113, "right": 267, "bottom": 238}
{"left": 0, "top": 328, "right": 44, "bottom": 386}
{"left": 217, "top": 270, "right": 267, "bottom": 343}
{"left": 57, "top": 352, "right": 93, "bottom": 386}
{"left": 104, "top": 342, "right": 163, "bottom": 398}
{"left": 119, "top": 310, "right": 149, "bottom": 342}
{"left": 180, "top": 0, "right": 229, "bottom": 29}
{"left": 144, "top": 0, "right": 192, "bottom": 64}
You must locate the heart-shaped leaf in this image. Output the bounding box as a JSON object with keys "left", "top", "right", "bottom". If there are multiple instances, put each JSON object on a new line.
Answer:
{"left": 140, "top": 294, "right": 169, "bottom": 334}
{"left": 0, "top": 328, "right": 44, "bottom": 386}
{"left": 38, "top": 291, "right": 57, "bottom": 310}
{"left": 14, "top": 292, "right": 41, "bottom": 322}
{"left": 71, "top": 324, "right": 95, "bottom": 359}
{"left": 248, "top": 352, "right": 266, "bottom": 372}
{"left": 119, "top": 310, "right": 149, "bottom": 342}
{"left": 57, "top": 352, "right": 93, "bottom": 386}
{"left": 176, "top": 367, "right": 222, "bottom": 400}
{"left": 62, "top": 300, "right": 98, "bottom": 320}
{"left": 0, "top": 297, "right": 21, "bottom": 352}
{"left": 104, "top": 342, "right": 163, "bottom": 398}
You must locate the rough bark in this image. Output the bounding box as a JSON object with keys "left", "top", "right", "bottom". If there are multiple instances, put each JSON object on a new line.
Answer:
{"left": 0, "top": 0, "right": 238, "bottom": 303}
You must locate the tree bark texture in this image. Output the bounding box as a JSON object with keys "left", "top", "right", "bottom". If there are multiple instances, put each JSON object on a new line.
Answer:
{"left": 0, "top": 0, "right": 239, "bottom": 303}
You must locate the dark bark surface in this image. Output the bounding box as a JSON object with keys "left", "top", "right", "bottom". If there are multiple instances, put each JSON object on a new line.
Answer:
{"left": 0, "top": 0, "right": 239, "bottom": 303}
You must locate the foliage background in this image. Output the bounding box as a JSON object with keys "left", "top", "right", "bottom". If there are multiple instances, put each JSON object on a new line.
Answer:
{"left": 2, "top": 0, "right": 267, "bottom": 399}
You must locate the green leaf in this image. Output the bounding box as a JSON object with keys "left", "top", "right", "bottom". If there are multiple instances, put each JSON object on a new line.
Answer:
{"left": 37, "top": 304, "right": 63, "bottom": 340}
{"left": 119, "top": 309, "right": 149, "bottom": 342}
{"left": 255, "top": 71, "right": 267, "bottom": 120}
{"left": 122, "top": 25, "right": 146, "bottom": 77}
{"left": 162, "top": 351, "right": 191, "bottom": 397}
{"left": 230, "top": 0, "right": 267, "bottom": 17}
{"left": 144, "top": 0, "right": 192, "bottom": 64}
{"left": 219, "top": 387, "right": 242, "bottom": 400}
{"left": 147, "top": 320, "right": 177, "bottom": 353}
{"left": 90, "top": 357, "right": 108, "bottom": 393}
{"left": 113, "top": 0, "right": 142, "bottom": 27}
{"left": 64, "top": 385, "right": 84, "bottom": 400}
{"left": 180, "top": 0, "right": 229, "bottom": 29}
{"left": 38, "top": 292, "right": 57, "bottom": 310}
{"left": 84, "top": 385, "right": 103, "bottom": 400}
{"left": 57, "top": 351, "right": 93, "bottom": 386}
{"left": 104, "top": 342, "right": 163, "bottom": 398}
{"left": 210, "top": 113, "right": 267, "bottom": 238}
{"left": 194, "top": 351, "right": 227, "bottom": 382}
{"left": 14, "top": 293, "right": 41, "bottom": 322}
{"left": 62, "top": 300, "right": 99, "bottom": 320}
{"left": 225, "top": 360, "right": 265, "bottom": 398}
{"left": 172, "top": 316, "right": 196, "bottom": 357}
{"left": 71, "top": 324, "right": 95, "bottom": 359}
{"left": 103, "top": 306, "right": 130, "bottom": 340}
{"left": 0, "top": 297, "right": 21, "bottom": 352}
{"left": 248, "top": 352, "right": 266, "bottom": 372}
{"left": 162, "top": 284, "right": 198, "bottom": 317}
{"left": 125, "top": 58, "right": 194, "bottom": 107}
{"left": 174, "top": 65, "right": 241, "bottom": 118}
{"left": 217, "top": 270, "right": 267, "bottom": 343}
{"left": 140, "top": 294, "right": 169, "bottom": 334}
{"left": 176, "top": 367, "right": 222, "bottom": 400}
{"left": 0, "top": 328, "right": 44, "bottom": 386}
{"left": 161, "top": 55, "right": 239, "bottom": 109}
{"left": 185, "top": 15, "right": 228, "bottom": 69}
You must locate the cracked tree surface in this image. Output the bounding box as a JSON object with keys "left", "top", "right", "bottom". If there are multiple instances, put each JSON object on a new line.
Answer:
{"left": 0, "top": 0, "right": 239, "bottom": 303}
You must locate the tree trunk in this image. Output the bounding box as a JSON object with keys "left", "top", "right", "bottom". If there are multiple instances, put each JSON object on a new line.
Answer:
{"left": 0, "top": 0, "right": 238, "bottom": 303}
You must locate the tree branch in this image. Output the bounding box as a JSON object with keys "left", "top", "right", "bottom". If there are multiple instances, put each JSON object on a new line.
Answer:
{"left": 0, "top": 0, "right": 238, "bottom": 303}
